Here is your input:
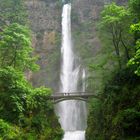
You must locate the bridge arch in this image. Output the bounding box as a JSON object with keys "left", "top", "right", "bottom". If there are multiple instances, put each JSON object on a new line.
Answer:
{"left": 53, "top": 97, "right": 88, "bottom": 104}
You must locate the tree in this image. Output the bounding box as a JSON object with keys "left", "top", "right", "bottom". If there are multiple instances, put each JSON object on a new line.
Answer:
{"left": 129, "top": 0, "right": 140, "bottom": 20}
{"left": 0, "top": 0, "right": 63, "bottom": 139}
{"left": 86, "top": 2, "right": 140, "bottom": 140}
{"left": 128, "top": 23, "right": 140, "bottom": 76}
{"left": 127, "top": 0, "right": 140, "bottom": 76}
{"left": 0, "top": 67, "right": 34, "bottom": 123}
{"left": 0, "top": 23, "right": 39, "bottom": 71}
{"left": 0, "top": 67, "right": 63, "bottom": 139}
{"left": 99, "top": 3, "right": 132, "bottom": 68}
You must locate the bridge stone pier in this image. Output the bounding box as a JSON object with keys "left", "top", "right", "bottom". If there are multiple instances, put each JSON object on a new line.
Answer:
{"left": 50, "top": 92, "right": 101, "bottom": 104}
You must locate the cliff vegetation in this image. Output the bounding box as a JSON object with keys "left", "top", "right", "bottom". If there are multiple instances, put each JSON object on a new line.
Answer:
{"left": 0, "top": 0, "right": 63, "bottom": 139}
{"left": 86, "top": 1, "right": 140, "bottom": 139}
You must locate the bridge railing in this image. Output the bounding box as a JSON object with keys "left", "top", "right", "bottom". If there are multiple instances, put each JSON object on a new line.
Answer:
{"left": 52, "top": 92, "right": 94, "bottom": 96}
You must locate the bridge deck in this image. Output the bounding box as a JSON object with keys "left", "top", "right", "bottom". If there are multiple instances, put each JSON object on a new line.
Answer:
{"left": 51, "top": 93, "right": 96, "bottom": 99}
{"left": 50, "top": 92, "right": 101, "bottom": 103}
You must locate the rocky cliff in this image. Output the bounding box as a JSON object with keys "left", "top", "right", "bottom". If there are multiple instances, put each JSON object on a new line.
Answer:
{"left": 25, "top": 0, "right": 127, "bottom": 91}
{"left": 25, "top": 0, "right": 61, "bottom": 90}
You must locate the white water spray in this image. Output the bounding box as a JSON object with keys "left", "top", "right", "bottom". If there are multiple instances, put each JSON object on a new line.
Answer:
{"left": 56, "top": 3, "right": 87, "bottom": 140}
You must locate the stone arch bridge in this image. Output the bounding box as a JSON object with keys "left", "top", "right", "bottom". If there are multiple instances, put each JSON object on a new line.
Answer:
{"left": 50, "top": 92, "right": 102, "bottom": 104}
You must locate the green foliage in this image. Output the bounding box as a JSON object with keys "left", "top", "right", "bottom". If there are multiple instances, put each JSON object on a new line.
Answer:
{"left": 99, "top": 2, "right": 132, "bottom": 69}
{"left": 86, "top": 2, "right": 140, "bottom": 140}
{"left": 0, "top": 67, "right": 30, "bottom": 122}
{"left": 0, "top": 23, "right": 39, "bottom": 71}
{"left": 0, "top": 66, "right": 63, "bottom": 139}
{"left": 0, "top": 0, "right": 63, "bottom": 139}
{"left": 0, "top": 0, "right": 27, "bottom": 26}
{"left": 131, "top": 22, "right": 140, "bottom": 32}
{"left": 128, "top": 23, "right": 140, "bottom": 76}
{"left": 0, "top": 119, "right": 20, "bottom": 139}
{"left": 100, "top": 3, "right": 130, "bottom": 27}
{"left": 86, "top": 99, "right": 103, "bottom": 140}
{"left": 86, "top": 69, "right": 140, "bottom": 140}
{"left": 129, "top": 0, "right": 140, "bottom": 19}
{"left": 128, "top": 39, "right": 140, "bottom": 76}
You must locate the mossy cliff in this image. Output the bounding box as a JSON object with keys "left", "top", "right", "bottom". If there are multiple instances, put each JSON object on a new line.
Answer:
{"left": 25, "top": 0, "right": 104, "bottom": 91}
{"left": 25, "top": 0, "right": 62, "bottom": 91}
{"left": 25, "top": 0, "right": 127, "bottom": 90}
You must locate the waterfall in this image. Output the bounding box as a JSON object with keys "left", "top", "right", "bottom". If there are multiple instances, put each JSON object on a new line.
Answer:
{"left": 55, "top": 2, "right": 87, "bottom": 140}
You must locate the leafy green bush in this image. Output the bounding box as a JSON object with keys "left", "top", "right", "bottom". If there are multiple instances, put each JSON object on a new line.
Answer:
{"left": 0, "top": 119, "right": 20, "bottom": 139}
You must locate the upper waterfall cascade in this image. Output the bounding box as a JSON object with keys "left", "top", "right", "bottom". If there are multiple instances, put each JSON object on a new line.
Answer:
{"left": 55, "top": 3, "right": 87, "bottom": 140}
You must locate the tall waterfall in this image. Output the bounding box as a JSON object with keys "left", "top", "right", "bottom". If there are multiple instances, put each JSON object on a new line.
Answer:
{"left": 56, "top": 3, "right": 87, "bottom": 140}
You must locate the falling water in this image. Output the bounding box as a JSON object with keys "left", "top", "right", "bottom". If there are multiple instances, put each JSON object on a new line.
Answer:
{"left": 56, "top": 2, "right": 87, "bottom": 140}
